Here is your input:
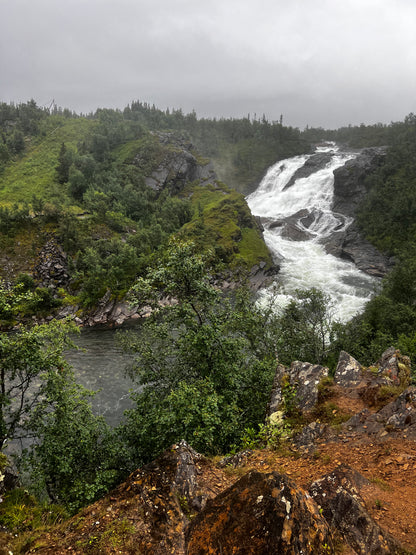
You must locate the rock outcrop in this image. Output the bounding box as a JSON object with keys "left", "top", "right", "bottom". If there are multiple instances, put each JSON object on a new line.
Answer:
{"left": 283, "top": 152, "right": 333, "bottom": 191}
{"left": 14, "top": 348, "right": 416, "bottom": 554}
{"left": 310, "top": 465, "right": 403, "bottom": 554}
{"left": 33, "top": 239, "right": 70, "bottom": 288}
{"left": 186, "top": 471, "right": 333, "bottom": 554}
{"left": 268, "top": 361, "right": 329, "bottom": 416}
{"left": 332, "top": 147, "right": 387, "bottom": 218}
{"left": 324, "top": 147, "right": 392, "bottom": 277}
{"left": 138, "top": 132, "right": 216, "bottom": 194}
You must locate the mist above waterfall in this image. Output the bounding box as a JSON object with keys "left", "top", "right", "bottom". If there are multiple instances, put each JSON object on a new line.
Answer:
{"left": 246, "top": 144, "right": 377, "bottom": 322}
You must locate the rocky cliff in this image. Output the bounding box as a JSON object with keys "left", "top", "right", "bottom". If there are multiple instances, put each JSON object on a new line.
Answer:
{"left": 140, "top": 132, "right": 216, "bottom": 194}
{"left": 324, "top": 147, "right": 392, "bottom": 277}
{"left": 10, "top": 348, "right": 416, "bottom": 554}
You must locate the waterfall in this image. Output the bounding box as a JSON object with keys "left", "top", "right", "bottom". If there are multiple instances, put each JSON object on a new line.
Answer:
{"left": 246, "top": 143, "right": 377, "bottom": 322}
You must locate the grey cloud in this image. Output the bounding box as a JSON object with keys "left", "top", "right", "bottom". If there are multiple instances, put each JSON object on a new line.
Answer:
{"left": 1, "top": 0, "right": 415, "bottom": 127}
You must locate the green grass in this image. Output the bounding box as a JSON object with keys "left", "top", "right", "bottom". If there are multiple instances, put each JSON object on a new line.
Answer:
{"left": 0, "top": 117, "right": 96, "bottom": 206}
{"left": 179, "top": 182, "right": 273, "bottom": 270}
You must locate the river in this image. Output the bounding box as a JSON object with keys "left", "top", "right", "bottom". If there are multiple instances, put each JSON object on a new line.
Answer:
{"left": 65, "top": 327, "right": 137, "bottom": 426}
{"left": 246, "top": 143, "right": 377, "bottom": 322}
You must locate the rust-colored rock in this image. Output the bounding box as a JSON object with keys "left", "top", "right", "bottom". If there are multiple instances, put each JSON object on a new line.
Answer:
{"left": 310, "top": 465, "right": 403, "bottom": 554}
{"left": 186, "top": 470, "right": 333, "bottom": 554}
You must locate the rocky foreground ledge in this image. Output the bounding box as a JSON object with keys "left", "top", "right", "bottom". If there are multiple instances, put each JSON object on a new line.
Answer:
{"left": 8, "top": 347, "right": 415, "bottom": 554}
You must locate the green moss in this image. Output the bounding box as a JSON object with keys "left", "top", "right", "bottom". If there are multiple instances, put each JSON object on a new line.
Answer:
{"left": 178, "top": 183, "right": 272, "bottom": 270}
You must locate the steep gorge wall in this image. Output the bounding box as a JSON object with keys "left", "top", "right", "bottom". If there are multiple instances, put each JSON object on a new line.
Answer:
{"left": 324, "top": 147, "right": 392, "bottom": 277}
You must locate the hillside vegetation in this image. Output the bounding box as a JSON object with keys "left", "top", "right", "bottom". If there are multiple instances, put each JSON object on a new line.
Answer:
{"left": 1, "top": 100, "right": 310, "bottom": 319}
{"left": 2, "top": 100, "right": 416, "bottom": 550}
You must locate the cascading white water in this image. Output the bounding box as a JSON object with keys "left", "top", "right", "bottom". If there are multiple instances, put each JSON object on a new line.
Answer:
{"left": 246, "top": 144, "right": 377, "bottom": 322}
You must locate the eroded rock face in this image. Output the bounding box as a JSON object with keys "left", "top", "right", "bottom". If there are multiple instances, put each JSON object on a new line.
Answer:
{"left": 33, "top": 239, "right": 70, "bottom": 288}
{"left": 324, "top": 221, "right": 391, "bottom": 277}
{"left": 335, "top": 350, "right": 363, "bottom": 387}
{"left": 138, "top": 133, "right": 216, "bottom": 194}
{"left": 268, "top": 361, "right": 329, "bottom": 416}
{"left": 186, "top": 471, "right": 333, "bottom": 555}
{"left": 332, "top": 147, "right": 387, "bottom": 217}
{"left": 310, "top": 465, "right": 402, "bottom": 554}
{"left": 283, "top": 152, "right": 333, "bottom": 191}
{"left": 324, "top": 147, "right": 391, "bottom": 277}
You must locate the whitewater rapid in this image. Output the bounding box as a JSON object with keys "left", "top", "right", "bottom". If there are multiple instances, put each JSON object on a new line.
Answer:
{"left": 246, "top": 144, "right": 377, "bottom": 323}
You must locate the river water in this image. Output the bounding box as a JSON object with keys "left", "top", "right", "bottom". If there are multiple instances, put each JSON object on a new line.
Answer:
{"left": 246, "top": 143, "right": 377, "bottom": 322}
{"left": 67, "top": 144, "right": 377, "bottom": 423}
{"left": 65, "top": 327, "right": 137, "bottom": 426}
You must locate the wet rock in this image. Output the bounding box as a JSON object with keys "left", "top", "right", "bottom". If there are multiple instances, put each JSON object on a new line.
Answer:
{"left": 186, "top": 470, "right": 333, "bottom": 554}
{"left": 323, "top": 147, "right": 391, "bottom": 277}
{"left": 267, "top": 209, "right": 314, "bottom": 242}
{"left": 248, "top": 262, "right": 279, "bottom": 291}
{"left": 283, "top": 152, "right": 333, "bottom": 191}
{"left": 268, "top": 361, "right": 329, "bottom": 416}
{"left": 335, "top": 350, "right": 363, "bottom": 387}
{"left": 33, "top": 239, "right": 70, "bottom": 288}
{"left": 309, "top": 465, "right": 403, "bottom": 554}
{"left": 293, "top": 421, "right": 330, "bottom": 454}
{"left": 280, "top": 222, "right": 313, "bottom": 241}
{"left": 324, "top": 221, "right": 391, "bottom": 277}
{"left": 139, "top": 132, "right": 216, "bottom": 194}
{"left": 332, "top": 147, "right": 387, "bottom": 218}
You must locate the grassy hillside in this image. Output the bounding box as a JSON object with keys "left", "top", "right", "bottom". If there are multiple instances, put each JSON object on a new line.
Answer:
{"left": 0, "top": 117, "right": 96, "bottom": 207}
{"left": 0, "top": 102, "right": 278, "bottom": 323}
{"left": 179, "top": 182, "right": 272, "bottom": 269}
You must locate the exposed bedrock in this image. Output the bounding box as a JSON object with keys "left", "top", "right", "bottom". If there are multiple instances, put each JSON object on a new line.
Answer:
{"left": 283, "top": 152, "right": 333, "bottom": 190}
{"left": 324, "top": 147, "right": 392, "bottom": 277}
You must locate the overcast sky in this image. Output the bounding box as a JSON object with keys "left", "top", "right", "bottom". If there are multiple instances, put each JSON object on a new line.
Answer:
{"left": 1, "top": 0, "right": 415, "bottom": 129}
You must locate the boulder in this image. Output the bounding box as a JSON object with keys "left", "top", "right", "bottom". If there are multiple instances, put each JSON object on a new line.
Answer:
{"left": 324, "top": 221, "right": 391, "bottom": 277}
{"left": 268, "top": 361, "right": 329, "bottom": 416}
{"left": 186, "top": 471, "right": 333, "bottom": 554}
{"left": 267, "top": 209, "right": 314, "bottom": 241}
{"left": 309, "top": 465, "right": 403, "bottom": 554}
{"left": 335, "top": 350, "right": 363, "bottom": 387}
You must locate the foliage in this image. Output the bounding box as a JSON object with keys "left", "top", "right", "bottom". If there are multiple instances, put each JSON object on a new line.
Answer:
{"left": 119, "top": 240, "right": 279, "bottom": 463}
{"left": 23, "top": 376, "right": 126, "bottom": 513}
{"left": 0, "top": 319, "right": 79, "bottom": 447}
{"left": 178, "top": 182, "right": 272, "bottom": 269}
{"left": 274, "top": 288, "right": 335, "bottom": 366}
{"left": 0, "top": 488, "right": 68, "bottom": 533}
{"left": 0, "top": 317, "right": 125, "bottom": 513}
{"left": 0, "top": 278, "right": 63, "bottom": 325}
